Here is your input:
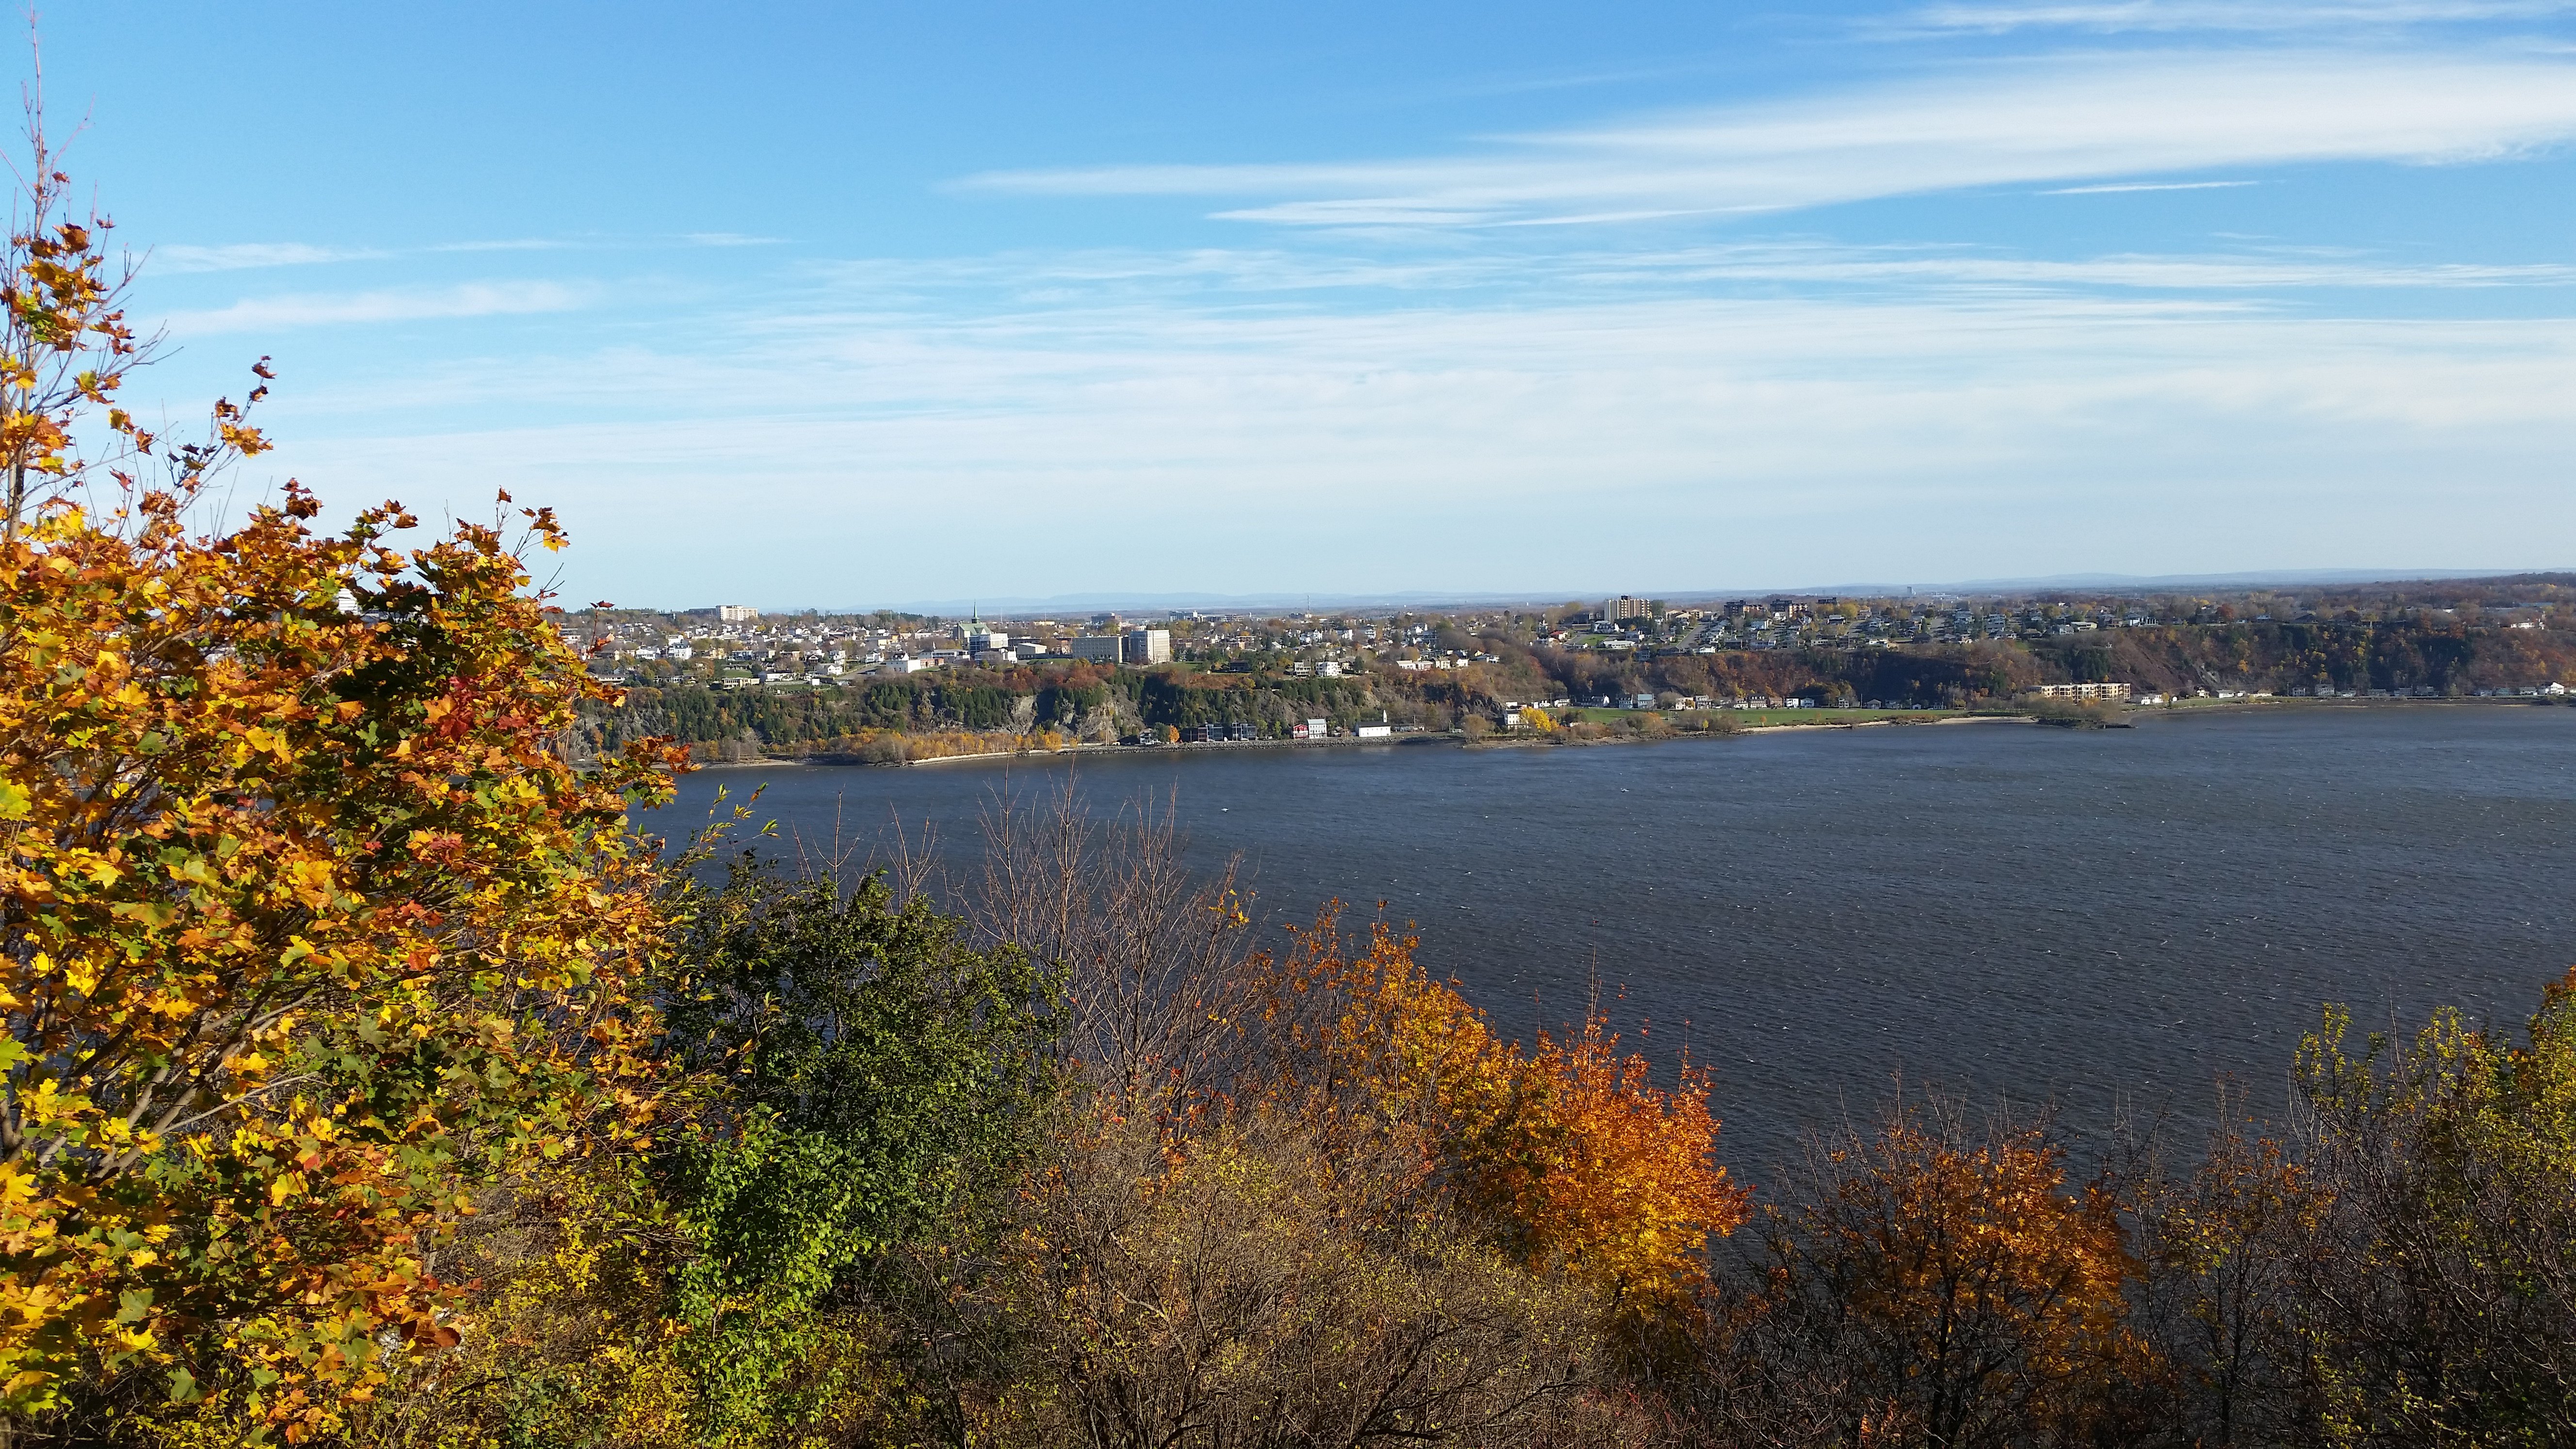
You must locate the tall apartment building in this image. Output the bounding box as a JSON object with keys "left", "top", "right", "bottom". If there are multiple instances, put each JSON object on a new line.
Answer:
{"left": 1123, "top": 628, "right": 1172, "bottom": 665}
{"left": 716, "top": 604, "right": 759, "bottom": 623}
{"left": 1606, "top": 595, "right": 1654, "bottom": 622}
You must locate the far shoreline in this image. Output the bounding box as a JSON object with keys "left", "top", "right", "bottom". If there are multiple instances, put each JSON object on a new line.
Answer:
{"left": 678, "top": 694, "right": 2572, "bottom": 773}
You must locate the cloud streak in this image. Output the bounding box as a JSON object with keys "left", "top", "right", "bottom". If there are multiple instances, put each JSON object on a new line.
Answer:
{"left": 1895, "top": 1, "right": 2576, "bottom": 35}
{"left": 806, "top": 241, "right": 2576, "bottom": 305}
{"left": 964, "top": 50, "right": 2576, "bottom": 225}
{"left": 2039, "top": 179, "right": 2260, "bottom": 193}
{"left": 153, "top": 242, "right": 389, "bottom": 274}
{"left": 167, "top": 281, "right": 589, "bottom": 335}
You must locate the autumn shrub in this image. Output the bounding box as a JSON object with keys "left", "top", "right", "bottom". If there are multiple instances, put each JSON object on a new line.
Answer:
{"left": 992, "top": 1102, "right": 1638, "bottom": 1449}
{"left": 1686, "top": 1105, "right": 2153, "bottom": 1449}
{"left": 2280, "top": 972, "right": 2576, "bottom": 1444}
{"left": 2124, "top": 1098, "right": 2332, "bottom": 1448}
{"left": 331, "top": 1158, "right": 695, "bottom": 1449}
{"left": 1256, "top": 915, "right": 1750, "bottom": 1326}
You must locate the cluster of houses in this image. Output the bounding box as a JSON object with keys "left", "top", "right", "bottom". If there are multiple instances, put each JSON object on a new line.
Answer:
{"left": 1157, "top": 718, "right": 1401, "bottom": 745}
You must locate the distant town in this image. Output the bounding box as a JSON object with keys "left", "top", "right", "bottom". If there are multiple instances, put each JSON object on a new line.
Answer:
{"left": 563, "top": 575, "right": 2576, "bottom": 762}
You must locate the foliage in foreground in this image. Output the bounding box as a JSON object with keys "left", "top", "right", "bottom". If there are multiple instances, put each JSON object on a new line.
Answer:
{"left": 0, "top": 477, "right": 684, "bottom": 1438}
{"left": 0, "top": 127, "right": 687, "bottom": 1440}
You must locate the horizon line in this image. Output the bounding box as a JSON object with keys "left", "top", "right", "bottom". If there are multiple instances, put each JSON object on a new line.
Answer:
{"left": 591, "top": 564, "right": 2576, "bottom": 617}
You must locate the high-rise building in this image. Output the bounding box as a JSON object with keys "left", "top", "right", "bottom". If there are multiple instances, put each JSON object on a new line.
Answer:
{"left": 1123, "top": 628, "right": 1172, "bottom": 665}
{"left": 1605, "top": 596, "right": 1653, "bottom": 622}
{"left": 1066, "top": 636, "right": 1123, "bottom": 663}
{"left": 717, "top": 604, "right": 759, "bottom": 623}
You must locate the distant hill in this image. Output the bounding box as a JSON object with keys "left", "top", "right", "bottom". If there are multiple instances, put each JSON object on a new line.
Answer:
{"left": 751, "top": 567, "right": 2575, "bottom": 618}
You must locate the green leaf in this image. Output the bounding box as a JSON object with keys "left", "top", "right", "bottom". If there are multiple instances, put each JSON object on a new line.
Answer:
{"left": 167, "top": 1365, "right": 201, "bottom": 1404}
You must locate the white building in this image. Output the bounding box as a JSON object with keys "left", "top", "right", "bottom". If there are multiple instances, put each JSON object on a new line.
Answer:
{"left": 717, "top": 605, "right": 759, "bottom": 624}
{"left": 1122, "top": 628, "right": 1173, "bottom": 665}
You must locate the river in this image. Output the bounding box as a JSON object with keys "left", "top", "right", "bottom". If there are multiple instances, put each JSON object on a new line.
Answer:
{"left": 654, "top": 705, "right": 2576, "bottom": 1186}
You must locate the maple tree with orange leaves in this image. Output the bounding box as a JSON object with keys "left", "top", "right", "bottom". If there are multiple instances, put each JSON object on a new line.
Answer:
{"left": 1261, "top": 910, "right": 1750, "bottom": 1311}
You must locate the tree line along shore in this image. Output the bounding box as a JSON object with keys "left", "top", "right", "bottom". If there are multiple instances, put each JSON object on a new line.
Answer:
{"left": 581, "top": 617, "right": 2576, "bottom": 765}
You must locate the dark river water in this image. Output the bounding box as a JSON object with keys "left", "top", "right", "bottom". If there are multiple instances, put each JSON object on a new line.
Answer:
{"left": 654, "top": 705, "right": 2576, "bottom": 1188}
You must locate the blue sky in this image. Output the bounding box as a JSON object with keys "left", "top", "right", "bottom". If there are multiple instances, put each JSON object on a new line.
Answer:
{"left": 38, "top": 0, "right": 2576, "bottom": 607}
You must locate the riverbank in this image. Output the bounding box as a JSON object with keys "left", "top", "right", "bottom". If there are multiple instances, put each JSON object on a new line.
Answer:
{"left": 681, "top": 694, "right": 2574, "bottom": 770}
{"left": 697, "top": 707, "right": 2003, "bottom": 768}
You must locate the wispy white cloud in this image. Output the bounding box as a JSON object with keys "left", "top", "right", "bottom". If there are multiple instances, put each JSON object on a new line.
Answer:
{"left": 150, "top": 235, "right": 751, "bottom": 273}
{"left": 2040, "top": 179, "right": 2260, "bottom": 193}
{"left": 815, "top": 248, "right": 1530, "bottom": 297}
{"left": 964, "top": 51, "right": 2576, "bottom": 225}
{"left": 1896, "top": 1, "right": 2576, "bottom": 35}
{"left": 804, "top": 241, "right": 2576, "bottom": 305}
{"left": 1574, "top": 244, "right": 2576, "bottom": 290}
{"left": 153, "top": 242, "right": 388, "bottom": 274}
{"left": 427, "top": 238, "right": 585, "bottom": 254}
{"left": 167, "top": 281, "right": 589, "bottom": 335}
